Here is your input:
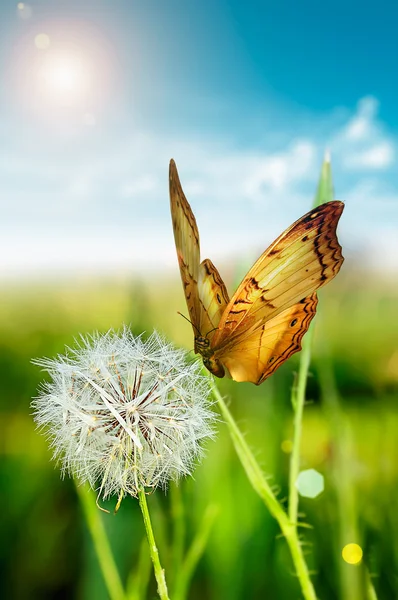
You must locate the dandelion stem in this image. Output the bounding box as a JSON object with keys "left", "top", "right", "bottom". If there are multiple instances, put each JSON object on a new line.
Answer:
{"left": 288, "top": 324, "right": 314, "bottom": 525}
{"left": 212, "top": 381, "right": 317, "bottom": 600}
{"left": 76, "top": 483, "right": 126, "bottom": 600}
{"left": 138, "top": 488, "right": 170, "bottom": 600}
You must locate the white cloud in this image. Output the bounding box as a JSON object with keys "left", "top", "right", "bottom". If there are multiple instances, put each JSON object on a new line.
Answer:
{"left": 162, "top": 138, "right": 317, "bottom": 210}
{"left": 243, "top": 140, "right": 316, "bottom": 199}
{"left": 343, "top": 141, "right": 395, "bottom": 169}
{"left": 342, "top": 96, "right": 378, "bottom": 141}
{"left": 333, "top": 96, "right": 396, "bottom": 172}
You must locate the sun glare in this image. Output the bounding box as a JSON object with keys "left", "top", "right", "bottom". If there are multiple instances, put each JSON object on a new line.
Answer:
{"left": 38, "top": 52, "right": 91, "bottom": 106}
{"left": 9, "top": 20, "right": 119, "bottom": 125}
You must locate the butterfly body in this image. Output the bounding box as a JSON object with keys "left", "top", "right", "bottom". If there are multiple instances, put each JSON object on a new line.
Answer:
{"left": 202, "top": 354, "right": 225, "bottom": 379}
{"left": 169, "top": 159, "right": 344, "bottom": 385}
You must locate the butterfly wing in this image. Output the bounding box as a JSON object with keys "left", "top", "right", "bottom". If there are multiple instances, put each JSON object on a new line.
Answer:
{"left": 210, "top": 201, "right": 344, "bottom": 383}
{"left": 198, "top": 258, "right": 230, "bottom": 337}
{"left": 169, "top": 160, "right": 230, "bottom": 347}
{"left": 169, "top": 159, "right": 201, "bottom": 332}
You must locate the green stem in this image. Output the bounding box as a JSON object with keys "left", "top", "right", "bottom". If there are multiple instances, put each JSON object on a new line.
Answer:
{"left": 138, "top": 488, "right": 170, "bottom": 600}
{"left": 288, "top": 325, "right": 314, "bottom": 525}
{"left": 75, "top": 483, "right": 126, "bottom": 600}
{"left": 212, "top": 382, "right": 317, "bottom": 600}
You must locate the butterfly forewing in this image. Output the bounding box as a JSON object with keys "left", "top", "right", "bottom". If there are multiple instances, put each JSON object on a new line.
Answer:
{"left": 169, "top": 159, "right": 201, "bottom": 332}
{"left": 212, "top": 201, "right": 344, "bottom": 348}
{"left": 169, "top": 160, "right": 230, "bottom": 348}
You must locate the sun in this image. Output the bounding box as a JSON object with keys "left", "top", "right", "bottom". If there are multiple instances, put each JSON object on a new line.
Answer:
{"left": 10, "top": 22, "right": 119, "bottom": 122}
{"left": 38, "top": 52, "right": 91, "bottom": 107}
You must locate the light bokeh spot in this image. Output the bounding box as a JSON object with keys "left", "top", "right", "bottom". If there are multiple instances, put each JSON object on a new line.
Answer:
{"left": 281, "top": 439, "right": 293, "bottom": 453}
{"left": 342, "top": 543, "right": 363, "bottom": 565}
{"left": 17, "top": 2, "right": 32, "bottom": 19}
{"left": 35, "top": 34, "right": 50, "bottom": 51}
{"left": 295, "top": 469, "right": 324, "bottom": 498}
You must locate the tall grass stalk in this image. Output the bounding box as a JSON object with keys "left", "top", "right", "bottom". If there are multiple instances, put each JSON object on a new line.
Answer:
{"left": 288, "top": 325, "right": 314, "bottom": 525}
{"left": 75, "top": 483, "right": 127, "bottom": 600}
{"left": 289, "top": 151, "right": 334, "bottom": 526}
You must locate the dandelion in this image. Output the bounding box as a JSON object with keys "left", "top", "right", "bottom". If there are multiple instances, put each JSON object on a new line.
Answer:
{"left": 33, "top": 328, "right": 215, "bottom": 502}
{"left": 32, "top": 328, "right": 216, "bottom": 600}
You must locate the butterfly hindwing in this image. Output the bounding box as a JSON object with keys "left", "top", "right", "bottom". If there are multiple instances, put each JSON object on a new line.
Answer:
{"left": 198, "top": 259, "right": 230, "bottom": 343}
{"left": 214, "top": 294, "right": 318, "bottom": 384}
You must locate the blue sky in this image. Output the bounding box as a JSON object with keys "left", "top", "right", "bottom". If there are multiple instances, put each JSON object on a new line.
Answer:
{"left": 1, "top": 0, "right": 397, "bottom": 278}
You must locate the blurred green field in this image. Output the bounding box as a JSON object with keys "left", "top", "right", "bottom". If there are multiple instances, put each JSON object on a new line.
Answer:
{"left": 1, "top": 267, "right": 397, "bottom": 600}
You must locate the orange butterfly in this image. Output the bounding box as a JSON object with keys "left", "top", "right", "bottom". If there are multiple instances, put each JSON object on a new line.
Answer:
{"left": 169, "top": 159, "right": 344, "bottom": 385}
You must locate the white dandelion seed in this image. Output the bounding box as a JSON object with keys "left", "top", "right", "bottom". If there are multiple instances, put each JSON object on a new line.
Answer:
{"left": 32, "top": 328, "right": 216, "bottom": 502}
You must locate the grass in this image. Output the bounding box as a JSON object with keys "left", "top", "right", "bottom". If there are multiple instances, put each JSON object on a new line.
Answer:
{"left": 1, "top": 272, "right": 397, "bottom": 599}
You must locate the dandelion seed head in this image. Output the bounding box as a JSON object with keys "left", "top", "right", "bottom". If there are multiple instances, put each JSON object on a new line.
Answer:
{"left": 32, "top": 328, "right": 216, "bottom": 500}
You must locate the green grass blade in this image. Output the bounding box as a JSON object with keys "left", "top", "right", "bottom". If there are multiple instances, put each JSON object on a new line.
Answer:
{"left": 314, "top": 150, "right": 334, "bottom": 206}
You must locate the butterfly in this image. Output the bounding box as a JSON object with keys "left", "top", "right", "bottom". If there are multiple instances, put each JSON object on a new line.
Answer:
{"left": 169, "top": 159, "right": 344, "bottom": 385}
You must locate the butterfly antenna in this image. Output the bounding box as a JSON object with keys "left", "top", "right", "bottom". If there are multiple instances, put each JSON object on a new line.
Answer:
{"left": 205, "top": 326, "right": 218, "bottom": 337}
{"left": 177, "top": 311, "right": 201, "bottom": 336}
